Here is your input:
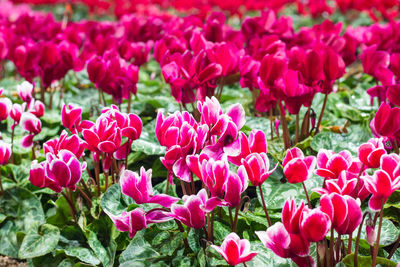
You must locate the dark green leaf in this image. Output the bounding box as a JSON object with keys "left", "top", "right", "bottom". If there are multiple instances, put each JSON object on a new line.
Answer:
{"left": 19, "top": 224, "right": 60, "bottom": 259}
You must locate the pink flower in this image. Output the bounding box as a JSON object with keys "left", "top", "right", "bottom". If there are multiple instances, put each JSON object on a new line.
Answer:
{"left": 358, "top": 138, "right": 386, "bottom": 169}
{"left": 313, "top": 170, "right": 370, "bottom": 201}
{"left": 238, "top": 152, "right": 277, "bottom": 186}
{"left": 366, "top": 219, "right": 376, "bottom": 246}
{"left": 105, "top": 208, "right": 172, "bottom": 238}
{"left": 335, "top": 196, "right": 362, "bottom": 235}
{"left": 120, "top": 167, "right": 179, "bottom": 208}
{"left": 224, "top": 169, "right": 248, "bottom": 208}
{"left": 62, "top": 104, "right": 82, "bottom": 134}
{"left": 316, "top": 149, "right": 360, "bottom": 179}
{"left": 17, "top": 81, "right": 33, "bottom": 103}
{"left": 282, "top": 147, "right": 316, "bottom": 184}
{"left": 370, "top": 103, "right": 400, "bottom": 139}
{"left": 0, "top": 97, "right": 12, "bottom": 121}
{"left": 29, "top": 150, "right": 86, "bottom": 192}
{"left": 0, "top": 140, "right": 11, "bottom": 165}
{"left": 170, "top": 189, "right": 220, "bottom": 229}
{"left": 361, "top": 45, "right": 393, "bottom": 85}
{"left": 363, "top": 154, "right": 400, "bottom": 211}
{"left": 20, "top": 112, "right": 42, "bottom": 148}
{"left": 28, "top": 100, "right": 45, "bottom": 118}
{"left": 211, "top": 233, "right": 258, "bottom": 266}
{"left": 10, "top": 103, "right": 24, "bottom": 124}
{"left": 300, "top": 208, "right": 331, "bottom": 242}
{"left": 156, "top": 110, "right": 207, "bottom": 182}
{"left": 228, "top": 130, "right": 268, "bottom": 166}
{"left": 199, "top": 158, "right": 229, "bottom": 198}
{"left": 44, "top": 130, "right": 86, "bottom": 159}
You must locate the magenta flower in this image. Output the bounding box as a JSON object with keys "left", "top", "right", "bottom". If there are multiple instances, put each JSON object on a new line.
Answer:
{"left": 29, "top": 150, "right": 86, "bottom": 192}
{"left": 120, "top": 167, "right": 179, "bottom": 208}
{"left": 316, "top": 149, "right": 360, "bottom": 179}
{"left": 20, "top": 112, "right": 42, "bottom": 148}
{"left": 105, "top": 208, "right": 172, "bottom": 238}
{"left": 358, "top": 138, "right": 386, "bottom": 168}
{"left": 0, "top": 140, "right": 11, "bottom": 165}
{"left": 224, "top": 170, "right": 248, "bottom": 208}
{"left": 17, "top": 81, "right": 34, "bottom": 103}
{"left": 62, "top": 104, "right": 82, "bottom": 134}
{"left": 361, "top": 45, "right": 393, "bottom": 85}
{"left": 282, "top": 147, "right": 316, "bottom": 184}
{"left": 370, "top": 103, "right": 400, "bottom": 139}
{"left": 156, "top": 110, "right": 207, "bottom": 182}
{"left": 211, "top": 233, "right": 258, "bottom": 266}
{"left": 300, "top": 208, "right": 331, "bottom": 242}
{"left": 170, "top": 189, "right": 220, "bottom": 229}
{"left": 363, "top": 154, "right": 400, "bottom": 211}
{"left": 320, "top": 193, "right": 348, "bottom": 229}
{"left": 238, "top": 152, "right": 277, "bottom": 186}
{"left": 198, "top": 158, "right": 239, "bottom": 199}
{"left": 313, "top": 170, "right": 370, "bottom": 201}
{"left": 335, "top": 196, "right": 362, "bottom": 235}
{"left": 44, "top": 130, "right": 86, "bottom": 159}
{"left": 256, "top": 223, "right": 313, "bottom": 266}
{"left": 10, "top": 103, "right": 24, "bottom": 126}
{"left": 28, "top": 100, "right": 45, "bottom": 118}
{"left": 0, "top": 97, "right": 12, "bottom": 121}
{"left": 228, "top": 130, "right": 268, "bottom": 166}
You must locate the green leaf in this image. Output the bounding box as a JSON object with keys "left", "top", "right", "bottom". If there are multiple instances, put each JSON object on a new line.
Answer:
{"left": 58, "top": 259, "right": 75, "bottom": 267}
{"left": 359, "top": 219, "right": 400, "bottom": 247}
{"left": 119, "top": 231, "right": 159, "bottom": 266}
{"left": 259, "top": 175, "right": 322, "bottom": 210}
{"left": 19, "top": 224, "right": 60, "bottom": 259}
{"left": 86, "top": 230, "right": 111, "bottom": 267}
{"left": 341, "top": 253, "right": 397, "bottom": 267}
{"left": 0, "top": 221, "right": 19, "bottom": 258}
{"left": 246, "top": 242, "right": 297, "bottom": 267}
{"left": 63, "top": 247, "right": 100, "bottom": 266}
{"left": 100, "top": 184, "right": 133, "bottom": 215}
{"left": 188, "top": 229, "right": 202, "bottom": 253}
{"left": 310, "top": 125, "right": 372, "bottom": 154}
{"left": 130, "top": 119, "right": 165, "bottom": 155}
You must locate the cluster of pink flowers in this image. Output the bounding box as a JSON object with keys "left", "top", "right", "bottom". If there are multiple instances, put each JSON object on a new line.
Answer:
{"left": 9, "top": 0, "right": 400, "bottom": 21}
{"left": 0, "top": 81, "right": 44, "bottom": 148}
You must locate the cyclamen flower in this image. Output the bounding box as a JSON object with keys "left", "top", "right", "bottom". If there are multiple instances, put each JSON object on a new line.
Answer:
{"left": 17, "top": 81, "right": 34, "bottom": 103}
{"left": 363, "top": 154, "right": 400, "bottom": 211}
{"left": 120, "top": 167, "right": 179, "bottom": 208}
{"left": 228, "top": 130, "right": 268, "bottom": 166}
{"left": 316, "top": 149, "right": 361, "bottom": 179}
{"left": 29, "top": 150, "right": 86, "bottom": 192}
{"left": 105, "top": 208, "right": 172, "bottom": 238}
{"left": 28, "top": 100, "right": 45, "bottom": 118}
{"left": 282, "top": 147, "right": 316, "bottom": 184}
{"left": 44, "top": 130, "right": 86, "bottom": 159}
{"left": 320, "top": 193, "right": 362, "bottom": 234}
{"left": 20, "top": 112, "right": 42, "bottom": 148}
{"left": 370, "top": 103, "right": 400, "bottom": 140}
{"left": 62, "top": 104, "right": 82, "bottom": 134}
{"left": 0, "top": 97, "right": 12, "bottom": 121}
{"left": 211, "top": 233, "right": 258, "bottom": 266}
{"left": 358, "top": 138, "right": 386, "bottom": 169}
{"left": 0, "top": 140, "right": 11, "bottom": 165}
{"left": 238, "top": 152, "right": 277, "bottom": 186}
{"left": 170, "top": 189, "right": 221, "bottom": 229}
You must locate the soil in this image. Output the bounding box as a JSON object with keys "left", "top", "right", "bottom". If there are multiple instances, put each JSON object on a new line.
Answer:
{"left": 0, "top": 256, "right": 27, "bottom": 267}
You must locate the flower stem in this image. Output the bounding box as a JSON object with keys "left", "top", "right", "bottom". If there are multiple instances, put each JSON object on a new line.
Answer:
{"left": 354, "top": 213, "right": 368, "bottom": 267}
{"left": 353, "top": 163, "right": 365, "bottom": 198}
{"left": 388, "top": 232, "right": 400, "bottom": 259}
{"left": 302, "top": 182, "right": 311, "bottom": 208}
{"left": 316, "top": 93, "right": 328, "bottom": 134}
{"left": 228, "top": 207, "right": 234, "bottom": 230}
{"left": 372, "top": 200, "right": 385, "bottom": 267}
{"left": 329, "top": 228, "right": 335, "bottom": 266}
{"left": 269, "top": 108, "right": 274, "bottom": 140}
{"left": 347, "top": 233, "right": 353, "bottom": 255}
{"left": 258, "top": 185, "right": 272, "bottom": 227}
{"left": 61, "top": 190, "right": 77, "bottom": 223}
{"left": 77, "top": 187, "right": 92, "bottom": 207}
{"left": 295, "top": 113, "right": 299, "bottom": 144}
{"left": 0, "top": 171, "right": 3, "bottom": 192}
{"left": 278, "top": 102, "right": 290, "bottom": 150}
{"left": 175, "top": 219, "right": 189, "bottom": 249}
